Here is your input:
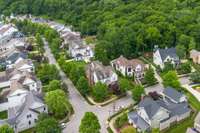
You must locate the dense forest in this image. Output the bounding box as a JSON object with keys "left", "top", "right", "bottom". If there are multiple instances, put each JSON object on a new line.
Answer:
{"left": 1, "top": 0, "right": 200, "bottom": 62}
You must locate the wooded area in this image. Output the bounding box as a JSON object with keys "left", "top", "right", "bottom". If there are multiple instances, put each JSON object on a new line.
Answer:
{"left": 1, "top": 0, "right": 200, "bottom": 62}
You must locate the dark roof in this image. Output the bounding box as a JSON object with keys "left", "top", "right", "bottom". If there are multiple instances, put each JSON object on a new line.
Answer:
{"left": 6, "top": 52, "right": 27, "bottom": 64}
{"left": 156, "top": 97, "right": 191, "bottom": 116}
{"left": 128, "top": 112, "right": 150, "bottom": 131}
{"left": 12, "top": 31, "right": 24, "bottom": 38}
{"left": 138, "top": 97, "right": 161, "bottom": 119}
{"left": 158, "top": 48, "right": 179, "bottom": 61}
{"left": 163, "top": 87, "right": 184, "bottom": 103}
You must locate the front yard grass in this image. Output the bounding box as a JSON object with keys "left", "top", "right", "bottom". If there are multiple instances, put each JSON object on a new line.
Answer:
{"left": 0, "top": 110, "right": 7, "bottom": 119}
{"left": 19, "top": 128, "right": 35, "bottom": 133}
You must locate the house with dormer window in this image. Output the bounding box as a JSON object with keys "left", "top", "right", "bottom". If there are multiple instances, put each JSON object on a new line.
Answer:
{"left": 153, "top": 48, "right": 180, "bottom": 69}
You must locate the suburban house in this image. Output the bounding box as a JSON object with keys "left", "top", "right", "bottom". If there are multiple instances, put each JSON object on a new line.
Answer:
{"left": 60, "top": 30, "right": 94, "bottom": 62}
{"left": 153, "top": 48, "right": 180, "bottom": 69}
{"left": 86, "top": 61, "right": 118, "bottom": 89}
{"left": 0, "top": 38, "right": 26, "bottom": 52}
{"left": 0, "top": 69, "right": 40, "bottom": 91}
{"left": 0, "top": 21, "right": 46, "bottom": 132}
{"left": 128, "top": 87, "right": 191, "bottom": 132}
{"left": 13, "top": 59, "right": 35, "bottom": 73}
{"left": 68, "top": 42, "right": 94, "bottom": 61}
{"left": 0, "top": 24, "right": 18, "bottom": 40}
{"left": 190, "top": 50, "right": 200, "bottom": 64}
{"left": 111, "top": 55, "right": 148, "bottom": 79}
{"left": 0, "top": 91, "right": 47, "bottom": 133}
{"left": 6, "top": 51, "right": 27, "bottom": 69}
{"left": 30, "top": 17, "right": 94, "bottom": 62}
{"left": 48, "top": 20, "right": 94, "bottom": 62}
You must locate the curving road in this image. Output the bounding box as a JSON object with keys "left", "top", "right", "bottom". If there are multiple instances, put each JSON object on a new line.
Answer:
{"left": 43, "top": 38, "right": 134, "bottom": 133}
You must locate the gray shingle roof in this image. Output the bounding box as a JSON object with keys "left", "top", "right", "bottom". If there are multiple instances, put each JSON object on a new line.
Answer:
{"left": 158, "top": 48, "right": 179, "bottom": 61}
{"left": 7, "top": 91, "right": 44, "bottom": 126}
{"left": 163, "top": 87, "right": 184, "bottom": 103}
{"left": 156, "top": 97, "right": 190, "bottom": 117}
{"left": 128, "top": 112, "right": 150, "bottom": 132}
{"left": 6, "top": 52, "right": 27, "bottom": 64}
{"left": 138, "top": 97, "right": 161, "bottom": 119}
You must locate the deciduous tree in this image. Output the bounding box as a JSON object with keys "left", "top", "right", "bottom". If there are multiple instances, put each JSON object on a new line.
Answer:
{"left": 45, "top": 90, "right": 71, "bottom": 119}
{"left": 162, "top": 71, "right": 181, "bottom": 89}
{"left": 79, "top": 112, "right": 100, "bottom": 133}
{"left": 0, "top": 125, "right": 14, "bottom": 133}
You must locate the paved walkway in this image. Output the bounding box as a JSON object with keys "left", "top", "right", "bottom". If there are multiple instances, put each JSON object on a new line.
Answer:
{"left": 43, "top": 38, "right": 134, "bottom": 133}
{"left": 183, "top": 84, "right": 200, "bottom": 102}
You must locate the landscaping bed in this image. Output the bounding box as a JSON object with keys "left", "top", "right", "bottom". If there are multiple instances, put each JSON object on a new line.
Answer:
{"left": 0, "top": 110, "right": 7, "bottom": 119}
{"left": 19, "top": 128, "right": 35, "bottom": 133}
{"left": 192, "top": 85, "right": 200, "bottom": 92}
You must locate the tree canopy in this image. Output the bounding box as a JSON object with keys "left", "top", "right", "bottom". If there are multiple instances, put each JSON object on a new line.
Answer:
{"left": 92, "top": 82, "right": 109, "bottom": 102}
{"left": 79, "top": 112, "right": 100, "bottom": 133}
{"left": 131, "top": 85, "right": 144, "bottom": 102}
{"left": 35, "top": 114, "right": 61, "bottom": 133}
{"left": 0, "top": 125, "right": 14, "bottom": 133}
{"left": 162, "top": 71, "right": 181, "bottom": 89}
{"left": 45, "top": 89, "right": 71, "bottom": 119}
{"left": 144, "top": 67, "right": 157, "bottom": 86}
{"left": 47, "top": 80, "right": 62, "bottom": 92}
{"left": 1, "top": 0, "right": 200, "bottom": 62}
{"left": 36, "top": 64, "right": 60, "bottom": 85}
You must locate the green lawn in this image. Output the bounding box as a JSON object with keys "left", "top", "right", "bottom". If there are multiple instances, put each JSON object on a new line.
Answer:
{"left": 162, "top": 112, "right": 196, "bottom": 133}
{"left": 0, "top": 110, "right": 7, "bottom": 119}
{"left": 19, "top": 128, "right": 35, "bottom": 133}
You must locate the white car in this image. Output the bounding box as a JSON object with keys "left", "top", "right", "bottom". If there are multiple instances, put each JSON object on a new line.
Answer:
{"left": 61, "top": 123, "right": 66, "bottom": 129}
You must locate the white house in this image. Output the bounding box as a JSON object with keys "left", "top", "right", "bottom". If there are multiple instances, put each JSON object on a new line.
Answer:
{"left": 0, "top": 69, "right": 39, "bottom": 92}
{"left": 0, "top": 91, "right": 48, "bottom": 133}
{"left": 62, "top": 32, "right": 94, "bottom": 62}
{"left": 86, "top": 61, "right": 118, "bottom": 86}
{"left": 0, "top": 81, "right": 28, "bottom": 112}
{"left": 13, "top": 59, "right": 35, "bottom": 73}
{"left": 0, "top": 24, "right": 18, "bottom": 40}
{"left": 153, "top": 48, "right": 180, "bottom": 69}
{"left": 111, "top": 55, "right": 148, "bottom": 79}
{"left": 0, "top": 38, "right": 25, "bottom": 53}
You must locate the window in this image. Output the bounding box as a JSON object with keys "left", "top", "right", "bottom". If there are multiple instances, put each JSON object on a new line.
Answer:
{"left": 28, "top": 121, "right": 31, "bottom": 125}
{"left": 34, "top": 119, "right": 37, "bottom": 123}
{"left": 44, "top": 107, "right": 46, "bottom": 111}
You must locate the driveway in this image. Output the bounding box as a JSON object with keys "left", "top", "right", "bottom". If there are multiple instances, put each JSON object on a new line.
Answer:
{"left": 179, "top": 76, "right": 191, "bottom": 85}
{"left": 145, "top": 83, "right": 164, "bottom": 94}
{"left": 43, "top": 38, "right": 134, "bottom": 133}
